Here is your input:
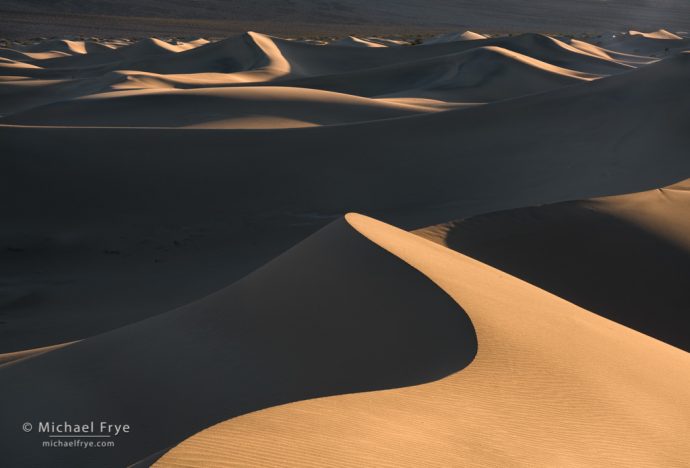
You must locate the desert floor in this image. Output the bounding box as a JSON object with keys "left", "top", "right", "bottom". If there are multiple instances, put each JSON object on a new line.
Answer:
{"left": 1, "top": 28, "right": 689, "bottom": 467}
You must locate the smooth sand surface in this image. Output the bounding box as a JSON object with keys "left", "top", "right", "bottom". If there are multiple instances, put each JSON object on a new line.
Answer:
{"left": 1, "top": 28, "right": 689, "bottom": 466}
{"left": 156, "top": 213, "right": 690, "bottom": 467}
{"left": 416, "top": 180, "right": 690, "bottom": 352}
{"left": 0, "top": 217, "right": 476, "bottom": 467}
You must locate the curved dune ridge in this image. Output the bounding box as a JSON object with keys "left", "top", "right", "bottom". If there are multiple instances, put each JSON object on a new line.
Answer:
{"left": 1, "top": 29, "right": 682, "bottom": 127}
{"left": 156, "top": 213, "right": 690, "bottom": 467}
{"left": 416, "top": 179, "right": 690, "bottom": 352}
{"left": 0, "top": 217, "right": 476, "bottom": 467}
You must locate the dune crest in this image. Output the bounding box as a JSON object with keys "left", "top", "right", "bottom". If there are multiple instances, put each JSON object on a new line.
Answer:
{"left": 629, "top": 29, "right": 683, "bottom": 40}
{"left": 415, "top": 179, "right": 690, "bottom": 352}
{"left": 0, "top": 217, "right": 476, "bottom": 466}
{"left": 156, "top": 213, "right": 690, "bottom": 467}
{"left": 424, "top": 30, "right": 487, "bottom": 44}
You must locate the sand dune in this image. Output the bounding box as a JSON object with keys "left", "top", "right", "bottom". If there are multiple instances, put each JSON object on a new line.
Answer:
{"left": 0, "top": 217, "right": 476, "bottom": 467}
{"left": 1, "top": 86, "right": 440, "bottom": 129}
{"left": 24, "top": 39, "right": 114, "bottom": 54}
{"left": 2, "top": 36, "right": 690, "bottom": 355}
{"left": 630, "top": 29, "right": 683, "bottom": 40}
{"left": 1, "top": 26, "right": 690, "bottom": 466}
{"left": 0, "top": 31, "right": 644, "bottom": 118}
{"left": 424, "top": 30, "right": 487, "bottom": 44}
{"left": 156, "top": 214, "right": 690, "bottom": 467}
{"left": 416, "top": 180, "right": 690, "bottom": 352}
{"left": 596, "top": 29, "right": 690, "bottom": 55}
{"left": 277, "top": 45, "right": 599, "bottom": 103}
{"left": 329, "top": 36, "right": 388, "bottom": 48}
{"left": 567, "top": 39, "right": 656, "bottom": 65}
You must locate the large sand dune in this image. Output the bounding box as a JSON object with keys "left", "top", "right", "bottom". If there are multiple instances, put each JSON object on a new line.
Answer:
{"left": 156, "top": 214, "right": 690, "bottom": 467}
{"left": 1, "top": 27, "right": 689, "bottom": 466}
{"left": 0, "top": 217, "right": 476, "bottom": 466}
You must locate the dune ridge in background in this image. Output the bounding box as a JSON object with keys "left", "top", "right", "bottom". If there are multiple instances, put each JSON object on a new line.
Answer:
{"left": 1, "top": 27, "right": 690, "bottom": 467}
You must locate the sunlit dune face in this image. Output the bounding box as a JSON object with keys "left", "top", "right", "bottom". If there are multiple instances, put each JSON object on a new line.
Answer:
{"left": 4, "top": 29, "right": 685, "bottom": 127}
{"left": 155, "top": 213, "right": 690, "bottom": 467}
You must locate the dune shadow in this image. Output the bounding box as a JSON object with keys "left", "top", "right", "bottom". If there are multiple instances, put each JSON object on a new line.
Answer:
{"left": 443, "top": 201, "right": 690, "bottom": 351}
{"left": 0, "top": 217, "right": 477, "bottom": 467}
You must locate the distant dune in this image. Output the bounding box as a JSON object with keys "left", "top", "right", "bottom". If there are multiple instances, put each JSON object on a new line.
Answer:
{"left": 1, "top": 26, "right": 689, "bottom": 467}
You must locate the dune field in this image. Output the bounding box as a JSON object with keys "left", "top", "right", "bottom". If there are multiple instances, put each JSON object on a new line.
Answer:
{"left": 1, "top": 26, "right": 690, "bottom": 467}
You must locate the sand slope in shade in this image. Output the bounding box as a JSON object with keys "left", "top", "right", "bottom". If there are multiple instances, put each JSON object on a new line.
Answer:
{"left": 595, "top": 29, "right": 690, "bottom": 55}
{"left": 0, "top": 218, "right": 476, "bottom": 467}
{"left": 416, "top": 180, "right": 690, "bottom": 352}
{"left": 2, "top": 44, "right": 690, "bottom": 354}
{"left": 156, "top": 213, "right": 690, "bottom": 468}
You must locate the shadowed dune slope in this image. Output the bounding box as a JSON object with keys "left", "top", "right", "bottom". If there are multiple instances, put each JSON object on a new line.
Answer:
{"left": 2, "top": 52, "right": 690, "bottom": 353}
{"left": 0, "top": 40, "right": 608, "bottom": 117}
{"left": 157, "top": 213, "right": 690, "bottom": 467}
{"left": 416, "top": 180, "right": 690, "bottom": 351}
{"left": 274, "top": 45, "right": 597, "bottom": 103}
{"left": 4, "top": 32, "right": 286, "bottom": 79}
{"left": 263, "top": 32, "right": 632, "bottom": 77}
{"left": 567, "top": 39, "right": 656, "bottom": 65}
{"left": 597, "top": 29, "right": 690, "bottom": 55}
{"left": 0, "top": 45, "right": 599, "bottom": 127}
{"left": 0, "top": 31, "right": 642, "bottom": 118}
{"left": 22, "top": 39, "right": 114, "bottom": 54}
{"left": 1, "top": 27, "right": 690, "bottom": 467}
{"left": 0, "top": 217, "right": 476, "bottom": 467}
{"left": 4, "top": 32, "right": 631, "bottom": 81}
{"left": 4, "top": 53, "right": 689, "bottom": 224}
